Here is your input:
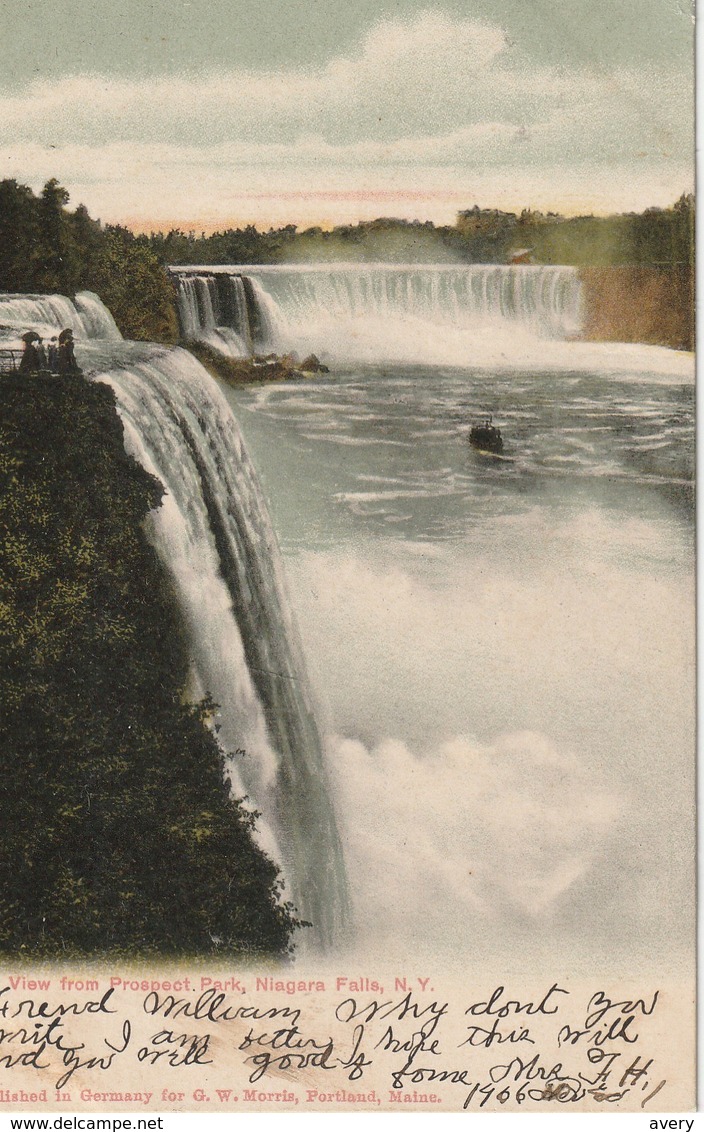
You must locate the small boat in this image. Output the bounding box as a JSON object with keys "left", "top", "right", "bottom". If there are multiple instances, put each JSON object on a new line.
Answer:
{"left": 469, "top": 416, "right": 504, "bottom": 454}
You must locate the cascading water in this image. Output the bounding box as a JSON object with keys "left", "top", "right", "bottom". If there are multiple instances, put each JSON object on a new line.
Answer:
{"left": 90, "top": 340, "right": 349, "bottom": 950}
{"left": 175, "top": 276, "right": 200, "bottom": 340}
{"left": 0, "top": 290, "right": 122, "bottom": 341}
{"left": 171, "top": 263, "right": 584, "bottom": 364}
{"left": 175, "top": 273, "right": 253, "bottom": 358}
{"left": 3, "top": 284, "right": 348, "bottom": 948}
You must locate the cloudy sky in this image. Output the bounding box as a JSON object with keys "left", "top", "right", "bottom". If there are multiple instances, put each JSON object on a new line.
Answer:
{"left": 0, "top": 0, "right": 694, "bottom": 229}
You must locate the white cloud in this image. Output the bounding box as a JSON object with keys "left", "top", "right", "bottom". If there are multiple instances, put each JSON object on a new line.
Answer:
{"left": 352, "top": 10, "right": 507, "bottom": 71}
{"left": 0, "top": 9, "right": 691, "bottom": 224}
{"left": 0, "top": 11, "right": 689, "bottom": 148}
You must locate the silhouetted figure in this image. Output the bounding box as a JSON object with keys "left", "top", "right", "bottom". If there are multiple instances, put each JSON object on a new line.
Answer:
{"left": 19, "top": 331, "right": 41, "bottom": 373}
{"left": 47, "top": 337, "right": 59, "bottom": 372}
{"left": 35, "top": 337, "right": 48, "bottom": 370}
{"left": 57, "top": 328, "right": 80, "bottom": 376}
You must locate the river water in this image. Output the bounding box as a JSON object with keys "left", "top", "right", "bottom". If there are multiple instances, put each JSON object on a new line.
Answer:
{"left": 4, "top": 284, "right": 693, "bottom": 968}
{"left": 223, "top": 349, "right": 694, "bottom": 967}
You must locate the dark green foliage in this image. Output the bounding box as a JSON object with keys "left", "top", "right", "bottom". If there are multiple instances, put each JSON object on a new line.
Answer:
{"left": 144, "top": 224, "right": 299, "bottom": 267}
{"left": 142, "top": 196, "right": 694, "bottom": 271}
{"left": 0, "top": 180, "right": 178, "bottom": 343}
{"left": 0, "top": 375, "right": 298, "bottom": 958}
{"left": 0, "top": 180, "right": 42, "bottom": 292}
{"left": 146, "top": 218, "right": 468, "bottom": 266}
{"left": 33, "top": 179, "right": 82, "bottom": 294}
{"left": 87, "top": 227, "right": 179, "bottom": 341}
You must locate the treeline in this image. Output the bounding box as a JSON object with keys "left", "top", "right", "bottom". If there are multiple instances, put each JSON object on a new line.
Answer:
{"left": 0, "top": 177, "right": 693, "bottom": 283}
{"left": 0, "top": 179, "right": 178, "bottom": 341}
{"left": 0, "top": 374, "right": 299, "bottom": 957}
{"left": 147, "top": 219, "right": 467, "bottom": 266}
{"left": 456, "top": 197, "right": 694, "bottom": 267}
{"left": 144, "top": 196, "right": 694, "bottom": 269}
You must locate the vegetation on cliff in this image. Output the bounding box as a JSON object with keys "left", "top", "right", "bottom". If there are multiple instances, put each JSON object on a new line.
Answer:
{"left": 0, "top": 179, "right": 178, "bottom": 342}
{"left": 454, "top": 196, "right": 694, "bottom": 268}
{"left": 0, "top": 373, "right": 298, "bottom": 958}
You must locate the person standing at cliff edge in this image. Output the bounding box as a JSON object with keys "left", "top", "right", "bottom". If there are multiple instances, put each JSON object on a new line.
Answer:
{"left": 18, "top": 331, "right": 41, "bottom": 373}
{"left": 35, "top": 336, "right": 48, "bottom": 370}
{"left": 47, "top": 336, "right": 59, "bottom": 372}
{"left": 57, "top": 328, "right": 81, "bottom": 376}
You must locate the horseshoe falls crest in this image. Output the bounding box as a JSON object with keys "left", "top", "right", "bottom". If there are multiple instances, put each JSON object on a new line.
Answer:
{"left": 171, "top": 263, "right": 584, "bottom": 364}
{"left": 4, "top": 292, "right": 348, "bottom": 950}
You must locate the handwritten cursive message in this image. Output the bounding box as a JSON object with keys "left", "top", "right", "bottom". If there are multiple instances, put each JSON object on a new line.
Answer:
{"left": 0, "top": 971, "right": 690, "bottom": 1111}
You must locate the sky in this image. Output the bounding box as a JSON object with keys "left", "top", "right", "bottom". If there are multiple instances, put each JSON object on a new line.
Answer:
{"left": 0, "top": 0, "right": 694, "bottom": 230}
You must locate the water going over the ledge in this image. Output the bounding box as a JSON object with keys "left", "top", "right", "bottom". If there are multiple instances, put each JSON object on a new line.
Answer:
{"left": 96, "top": 342, "right": 349, "bottom": 948}
{"left": 171, "top": 263, "right": 584, "bottom": 364}
{"left": 0, "top": 290, "right": 122, "bottom": 342}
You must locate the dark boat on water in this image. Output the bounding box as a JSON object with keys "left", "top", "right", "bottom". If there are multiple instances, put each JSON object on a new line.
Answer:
{"left": 469, "top": 416, "right": 504, "bottom": 454}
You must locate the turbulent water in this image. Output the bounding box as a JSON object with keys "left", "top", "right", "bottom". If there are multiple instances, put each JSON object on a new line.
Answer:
{"left": 5, "top": 280, "right": 694, "bottom": 967}
{"left": 224, "top": 343, "right": 694, "bottom": 966}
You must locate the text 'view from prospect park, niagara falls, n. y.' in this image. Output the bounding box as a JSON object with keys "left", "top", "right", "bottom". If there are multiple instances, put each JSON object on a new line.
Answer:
{"left": 0, "top": 0, "right": 695, "bottom": 1117}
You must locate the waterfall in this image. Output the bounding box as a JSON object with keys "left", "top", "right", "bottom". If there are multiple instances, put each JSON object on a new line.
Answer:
{"left": 229, "top": 276, "right": 253, "bottom": 354}
{"left": 175, "top": 274, "right": 250, "bottom": 358}
{"left": 73, "top": 292, "right": 122, "bottom": 340}
{"left": 92, "top": 341, "right": 348, "bottom": 950}
{"left": 176, "top": 276, "right": 200, "bottom": 340}
{"left": 0, "top": 290, "right": 122, "bottom": 341}
{"left": 170, "top": 263, "right": 584, "bottom": 364}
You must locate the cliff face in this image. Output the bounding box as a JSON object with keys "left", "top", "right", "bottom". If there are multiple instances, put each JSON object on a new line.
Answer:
{"left": 0, "top": 373, "right": 297, "bottom": 958}
{"left": 579, "top": 266, "right": 693, "bottom": 351}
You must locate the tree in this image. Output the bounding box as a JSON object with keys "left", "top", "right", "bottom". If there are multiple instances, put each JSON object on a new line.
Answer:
{"left": 86, "top": 227, "right": 179, "bottom": 341}
{"left": 0, "top": 180, "right": 40, "bottom": 291}
{"left": 34, "top": 179, "right": 81, "bottom": 293}
{"left": 0, "top": 179, "right": 180, "bottom": 341}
